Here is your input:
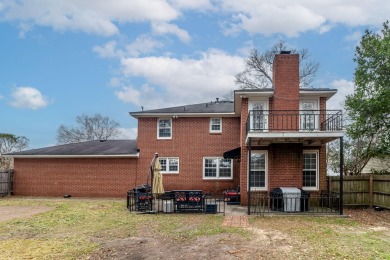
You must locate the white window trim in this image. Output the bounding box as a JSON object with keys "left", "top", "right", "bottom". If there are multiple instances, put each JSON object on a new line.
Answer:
{"left": 248, "top": 150, "right": 268, "bottom": 191}
{"left": 159, "top": 157, "right": 179, "bottom": 174}
{"left": 203, "top": 157, "right": 233, "bottom": 180}
{"left": 157, "top": 118, "right": 172, "bottom": 139}
{"left": 209, "top": 118, "right": 222, "bottom": 133}
{"left": 302, "top": 150, "right": 319, "bottom": 191}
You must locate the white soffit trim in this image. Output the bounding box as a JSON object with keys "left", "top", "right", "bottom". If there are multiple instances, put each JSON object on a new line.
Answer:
{"left": 132, "top": 112, "right": 237, "bottom": 118}
{"left": 299, "top": 90, "right": 337, "bottom": 100}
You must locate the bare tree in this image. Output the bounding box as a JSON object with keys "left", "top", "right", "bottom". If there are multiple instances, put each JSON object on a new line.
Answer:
{"left": 0, "top": 133, "right": 29, "bottom": 169}
{"left": 235, "top": 41, "right": 319, "bottom": 89}
{"left": 57, "top": 114, "right": 120, "bottom": 144}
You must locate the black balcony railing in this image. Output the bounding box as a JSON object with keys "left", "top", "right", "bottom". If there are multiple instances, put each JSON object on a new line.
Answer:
{"left": 246, "top": 110, "right": 342, "bottom": 133}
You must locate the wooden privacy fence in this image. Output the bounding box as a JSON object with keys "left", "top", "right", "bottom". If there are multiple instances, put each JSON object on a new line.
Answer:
{"left": 0, "top": 170, "right": 13, "bottom": 196}
{"left": 329, "top": 175, "right": 390, "bottom": 209}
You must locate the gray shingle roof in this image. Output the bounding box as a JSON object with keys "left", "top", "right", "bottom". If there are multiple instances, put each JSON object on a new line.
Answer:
{"left": 6, "top": 140, "right": 138, "bottom": 157}
{"left": 130, "top": 101, "right": 234, "bottom": 117}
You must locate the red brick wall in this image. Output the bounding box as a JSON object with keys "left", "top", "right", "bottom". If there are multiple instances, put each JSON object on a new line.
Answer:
{"left": 13, "top": 158, "right": 138, "bottom": 197}
{"left": 273, "top": 54, "right": 300, "bottom": 111}
{"left": 268, "top": 144, "right": 303, "bottom": 190}
{"left": 137, "top": 116, "right": 241, "bottom": 194}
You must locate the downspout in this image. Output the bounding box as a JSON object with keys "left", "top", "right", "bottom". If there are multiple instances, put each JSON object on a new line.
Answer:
{"left": 339, "top": 137, "right": 344, "bottom": 215}
{"left": 247, "top": 138, "right": 252, "bottom": 215}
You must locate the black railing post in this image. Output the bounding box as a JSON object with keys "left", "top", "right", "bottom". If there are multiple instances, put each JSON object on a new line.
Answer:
{"left": 247, "top": 138, "right": 252, "bottom": 215}
{"left": 340, "top": 137, "right": 344, "bottom": 215}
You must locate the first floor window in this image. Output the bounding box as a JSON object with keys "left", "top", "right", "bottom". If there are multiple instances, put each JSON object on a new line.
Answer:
{"left": 249, "top": 151, "right": 267, "bottom": 190}
{"left": 303, "top": 151, "right": 318, "bottom": 190}
{"left": 158, "top": 118, "right": 172, "bottom": 139}
{"left": 159, "top": 157, "right": 179, "bottom": 173}
{"left": 210, "top": 118, "right": 222, "bottom": 133}
{"left": 203, "top": 157, "right": 232, "bottom": 179}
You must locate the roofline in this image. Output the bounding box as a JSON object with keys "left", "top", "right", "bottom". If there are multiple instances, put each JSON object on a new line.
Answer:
{"left": 300, "top": 89, "right": 337, "bottom": 100}
{"left": 5, "top": 153, "right": 140, "bottom": 159}
{"left": 130, "top": 112, "right": 238, "bottom": 118}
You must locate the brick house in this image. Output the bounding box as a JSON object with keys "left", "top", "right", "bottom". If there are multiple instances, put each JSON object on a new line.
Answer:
{"left": 7, "top": 52, "right": 344, "bottom": 207}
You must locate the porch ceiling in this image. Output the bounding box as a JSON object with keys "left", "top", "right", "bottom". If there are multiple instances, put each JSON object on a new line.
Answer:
{"left": 246, "top": 131, "right": 344, "bottom": 146}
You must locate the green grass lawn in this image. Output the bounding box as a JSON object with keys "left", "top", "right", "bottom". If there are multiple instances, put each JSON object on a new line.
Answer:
{"left": 0, "top": 197, "right": 389, "bottom": 259}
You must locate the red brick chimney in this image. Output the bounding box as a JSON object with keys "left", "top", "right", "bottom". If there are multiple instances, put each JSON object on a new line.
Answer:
{"left": 272, "top": 52, "right": 299, "bottom": 110}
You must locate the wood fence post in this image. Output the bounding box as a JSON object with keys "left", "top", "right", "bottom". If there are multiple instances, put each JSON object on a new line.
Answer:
{"left": 369, "top": 174, "right": 373, "bottom": 208}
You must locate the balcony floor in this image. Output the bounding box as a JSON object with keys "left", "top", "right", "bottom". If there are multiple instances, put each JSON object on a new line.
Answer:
{"left": 246, "top": 131, "right": 344, "bottom": 145}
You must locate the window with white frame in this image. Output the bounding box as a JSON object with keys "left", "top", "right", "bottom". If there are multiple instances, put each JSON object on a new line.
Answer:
{"left": 159, "top": 157, "right": 179, "bottom": 173}
{"left": 157, "top": 118, "right": 172, "bottom": 139}
{"left": 303, "top": 151, "right": 318, "bottom": 190}
{"left": 210, "top": 118, "right": 222, "bottom": 133}
{"left": 249, "top": 151, "right": 267, "bottom": 190}
{"left": 203, "top": 157, "right": 232, "bottom": 179}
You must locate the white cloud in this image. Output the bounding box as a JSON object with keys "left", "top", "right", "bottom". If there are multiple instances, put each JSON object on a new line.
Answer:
{"left": 169, "top": 0, "right": 214, "bottom": 11}
{"left": 9, "top": 86, "right": 50, "bottom": 110}
{"left": 218, "top": 1, "right": 390, "bottom": 37}
{"left": 1, "top": 0, "right": 179, "bottom": 36}
{"left": 93, "top": 41, "right": 121, "bottom": 58}
{"left": 152, "top": 22, "right": 191, "bottom": 43}
{"left": 93, "top": 36, "right": 164, "bottom": 59}
{"left": 327, "top": 79, "right": 355, "bottom": 110}
{"left": 345, "top": 31, "right": 362, "bottom": 42}
{"left": 118, "top": 49, "right": 244, "bottom": 108}
{"left": 125, "top": 35, "right": 164, "bottom": 57}
{"left": 116, "top": 127, "right": 138, "bottom": 140}
{"left": 115, "top": 84, "right": 165, "bottom": 108}
{"left": 2, "top": 0, "right": 389, "bottom": 38}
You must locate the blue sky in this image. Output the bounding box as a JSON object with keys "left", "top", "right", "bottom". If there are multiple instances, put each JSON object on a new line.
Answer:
{"left": 0, "top": 0, "right": 388, "bottom": 149}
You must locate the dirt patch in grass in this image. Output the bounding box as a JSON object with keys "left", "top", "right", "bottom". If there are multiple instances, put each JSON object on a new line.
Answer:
{"left": 88, "top": 209, "right": 390, "bottom": 260}
{"left": 0, "top": 206, "right": 53, "bottom": 222}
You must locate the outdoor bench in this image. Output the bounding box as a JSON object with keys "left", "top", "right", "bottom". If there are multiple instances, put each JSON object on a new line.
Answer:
{"left": 172, "top": 190, "right": 204, "bottom": 212}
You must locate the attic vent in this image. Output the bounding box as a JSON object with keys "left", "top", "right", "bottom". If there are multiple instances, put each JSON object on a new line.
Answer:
{"left": 280, "top": 50, "right": 291, "bottom": 54}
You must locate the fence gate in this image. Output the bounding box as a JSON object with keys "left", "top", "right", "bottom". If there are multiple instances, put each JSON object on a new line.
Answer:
{"left": 0, "top": 170, "right": 13, "bottom": 196}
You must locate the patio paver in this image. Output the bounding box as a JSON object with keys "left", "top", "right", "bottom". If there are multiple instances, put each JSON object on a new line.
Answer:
{"left": 222, "top": 215, "right": 249, "bottom": 228}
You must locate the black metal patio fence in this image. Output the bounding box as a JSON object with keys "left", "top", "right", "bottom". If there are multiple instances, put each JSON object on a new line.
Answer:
{"left": 127, "top": 191, "right": 225, "bottom": 214}
{"left": 248, "top": 191, "right": 340, "bottom": 215}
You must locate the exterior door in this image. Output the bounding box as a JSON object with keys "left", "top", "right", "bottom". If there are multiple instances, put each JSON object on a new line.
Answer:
{"left": 300, "top": 100, "right": 318, "bottom": 130}
{"left": 249, "top": 100, "right": 268, "bottom": 131}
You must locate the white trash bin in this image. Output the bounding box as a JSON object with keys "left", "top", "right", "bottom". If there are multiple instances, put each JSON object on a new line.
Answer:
{"left": 163, "top": 200, "right": 174, "bottom": 213}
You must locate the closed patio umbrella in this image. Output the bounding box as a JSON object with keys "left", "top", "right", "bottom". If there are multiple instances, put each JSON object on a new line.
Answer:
{"left": 152, "top": 159, "right": 164, "bottom": 194}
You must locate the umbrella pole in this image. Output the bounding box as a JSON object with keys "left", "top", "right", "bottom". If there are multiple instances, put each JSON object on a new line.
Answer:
{"left": 147, "top": 153, "right": 158, "bottom": 214}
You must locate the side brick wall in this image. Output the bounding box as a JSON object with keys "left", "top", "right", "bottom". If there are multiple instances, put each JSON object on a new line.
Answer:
{"left": 13, "top": 158, "right": 139, "bottom": 197}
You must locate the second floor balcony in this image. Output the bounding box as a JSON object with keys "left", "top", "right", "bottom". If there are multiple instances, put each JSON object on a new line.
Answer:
{"left": 246, "top": 110, "right": 343, "bottom": 145}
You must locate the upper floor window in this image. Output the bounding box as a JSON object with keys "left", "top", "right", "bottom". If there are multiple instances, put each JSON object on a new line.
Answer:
{"left": 303, "top": 150, "right": 319, "bottom": 190}
{"left": 157, "top": 118, "right": 172, "bottom": 139}
{"left": 210, "top": 118, "right": 222, "bottom": 133}
{"left": 203, "top": 157, "right": 232, "bottom": 180}
{"left": 159, "top": 157, "right": 179, "bottom": 174}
